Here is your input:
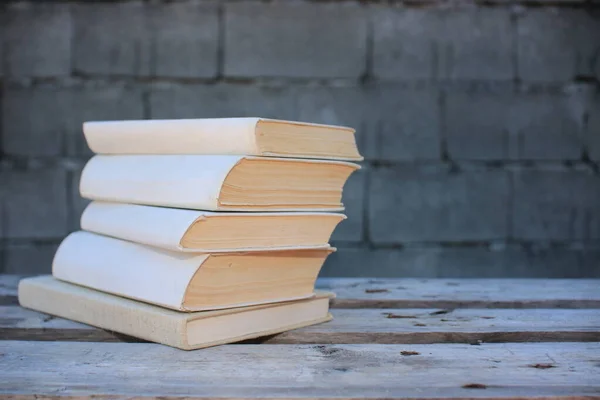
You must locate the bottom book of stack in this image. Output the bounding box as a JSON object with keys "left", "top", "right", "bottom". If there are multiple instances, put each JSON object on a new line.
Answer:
{"left": 18, "top": 276, "right": 334, "bottom": 350}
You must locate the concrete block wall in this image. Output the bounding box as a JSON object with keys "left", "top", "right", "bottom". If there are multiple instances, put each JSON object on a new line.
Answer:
{"left": 1, "top": 0, "right": 599, "bottom": 277}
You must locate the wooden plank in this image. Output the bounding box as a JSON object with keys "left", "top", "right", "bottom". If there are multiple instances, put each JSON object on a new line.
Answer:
{"left": 319, "top": 277, "right": 600, "bottom": 308}
{"left": 3, "top": 306, "right": 599, "bottom": 344}
{"left": 3, "top": 275, "right": 600, "bottom": 308}
{"left": 1, "top": 341, "right": 598, "bottom": 398}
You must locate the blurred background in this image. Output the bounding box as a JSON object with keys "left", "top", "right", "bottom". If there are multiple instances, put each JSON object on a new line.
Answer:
{"left": 0, "top": 1, "right": 598, "bottom": 278}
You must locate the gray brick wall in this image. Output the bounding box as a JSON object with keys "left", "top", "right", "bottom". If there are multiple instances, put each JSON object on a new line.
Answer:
{"left": 369, "top": 168, "right": 510, "bottom": 243}
{"left": 148, "top": 2, "right": 219, "bottom": 78}
{"left": 73, "top": 2, "right": 150, "bottom": 76}
{"left": 224, "top": 3, "right": 367, "bottom": 78}
{"left": 4, "top": 3, "right": 71, "bottom": 78}
{"left": 444, "top": 86, "right": 588, "bottom": 160}
{"left": 369, "top": 85, "right": 441, "bottom": 161}
{"left": 589, "top": 92, "right": 600, "bottom": 161}
{"left": 1, "top": 168, "right": 68, "bottom": 239}
{"left": 517, "top": 9, "right": 600, "bottom": 82}
{"left": 3, "top": 84, "right": 144, "bottom": 157}
{"left": 512, "top": 170, "right": 600, "bottom": 241}
{"left": 320, "top": 246, "right": 600, "bottom": 278}
{"left": 1, "top": 1, "right": 599, "bottom": 277}
{"left": 373, "top": 8, "right": 513, "bottom": 81}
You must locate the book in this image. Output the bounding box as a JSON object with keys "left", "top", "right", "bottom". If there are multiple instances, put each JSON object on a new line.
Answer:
{"left": 81, "top": 201, "right": 345, "bottom": 252}
{"left": 53, "top": 231, "right": 334, "bottom": 312}
{"left": 19, "top": 276, "right": 334, "bottom": 350}
{"left": 80, "top": 155, "right": 359, "bottom": 212}
{"left": 83, "top": 117, "right": 363, "bottom": 161}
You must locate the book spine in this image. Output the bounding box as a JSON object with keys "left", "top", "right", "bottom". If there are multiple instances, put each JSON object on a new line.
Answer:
{"left": 51, "top": 231, "right": 206, "bottom": 311}
{"left": 83, "top": 118, "right": 259, "bottom": 156}
{"left": 81, "top": 201, "right": 200, "bottom": 252}
{"left": 18, "top": 278, "right": 189, "bottom": 350}
{"left": 79, "top": 155, "right": 242, "bottom": 211}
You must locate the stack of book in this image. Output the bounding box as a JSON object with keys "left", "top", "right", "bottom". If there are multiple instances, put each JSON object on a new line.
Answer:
{"left": 18, "top": 117, "right": 362, "bottom": 350}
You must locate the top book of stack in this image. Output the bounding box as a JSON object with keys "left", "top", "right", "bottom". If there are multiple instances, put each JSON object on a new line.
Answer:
{"left": 83, "top": 117, "right": 363, "bottom": 161}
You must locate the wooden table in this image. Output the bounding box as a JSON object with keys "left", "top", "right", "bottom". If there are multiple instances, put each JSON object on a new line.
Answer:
{"left": 1, "top": 275, "right": 599, "bottom": 399}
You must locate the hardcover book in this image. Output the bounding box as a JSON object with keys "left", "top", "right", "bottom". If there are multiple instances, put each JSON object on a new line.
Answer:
{"left": 80, "top": 155, "right": 360, "bottom": 212}
{"left": 52, "top": 231, "right": 334, "bottom": 312}
{"left": 19, "top": 276, "right": 334, "bottom": 350}
{"left": 81, "top": 201, "right": 345, "bottom": 252}
{"left": 83, "top": 117, "right": 363, "bottom": 161}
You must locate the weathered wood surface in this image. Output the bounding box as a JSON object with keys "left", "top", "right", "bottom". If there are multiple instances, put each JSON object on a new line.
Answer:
{"left": 3, "top": 275, "right": 600, "bottom": 308}
{"left": 319, "top": 277, "right": 600, "bottom": 308}
{"left": 1, "top": 341, "right": 598, "bottom": 399}
{"left": 2, "top": 274, "right": 600, "bottom": 399}
{"left": 3, "top": 306, "right": 599, "bottom": 344}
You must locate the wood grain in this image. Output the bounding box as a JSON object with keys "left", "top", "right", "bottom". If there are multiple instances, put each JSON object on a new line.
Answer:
{"left": 319, "top": 277, "right": 600, "bottom": 308}
{"left": 3, "top": 275, "right": 600, "bottom": 308}
{"left": 3, "top": 306, "right": 599, "bottom": 344}
{"left": 1, "top": 341, "right": 598, "bottom": 398}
